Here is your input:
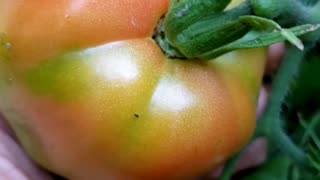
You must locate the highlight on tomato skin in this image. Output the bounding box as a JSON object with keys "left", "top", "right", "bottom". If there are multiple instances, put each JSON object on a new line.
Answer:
{"left": 0, "top": 0, "right": 267, "bottom": 179}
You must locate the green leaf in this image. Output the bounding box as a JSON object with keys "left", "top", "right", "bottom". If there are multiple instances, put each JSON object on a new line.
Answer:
{"left": 239, "top": 15, "right": 305, "bottom": 50}
{"left": 199, "top": 24, "right": 320, "bottom": 59}
{"left": 308, "top": 145, "right": 320, "bottom": 170}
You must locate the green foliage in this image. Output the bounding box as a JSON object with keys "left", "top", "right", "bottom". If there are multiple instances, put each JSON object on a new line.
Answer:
{"left": 219, "top": 1, "right": 320, "bottom": 178}
{"left": 298, "top": 0, "right": 319, "bottom": 6}
{"left": 286, "top": 47, "right": 320, "bottom": 114}
{"left": 230, "top": 43, "right": 320, "bottom": 180}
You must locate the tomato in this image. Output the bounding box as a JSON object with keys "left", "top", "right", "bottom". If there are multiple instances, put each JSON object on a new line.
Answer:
{"left": 0, "top": 0, "right": 266, "bottom": 179}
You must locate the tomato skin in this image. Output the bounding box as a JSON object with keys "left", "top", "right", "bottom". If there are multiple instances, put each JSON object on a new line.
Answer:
{"left": 0, "top": 0, "right": 266, "bottom": 179}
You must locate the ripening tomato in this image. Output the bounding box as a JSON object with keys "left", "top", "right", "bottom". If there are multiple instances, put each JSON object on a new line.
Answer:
{"left": 0, "top": 0, "right": 266, "bottom": 179}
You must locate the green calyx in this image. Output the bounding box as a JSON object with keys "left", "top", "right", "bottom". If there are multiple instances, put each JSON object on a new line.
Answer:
{"left": 158, "top": 0, "right": 320, "bottom": 60}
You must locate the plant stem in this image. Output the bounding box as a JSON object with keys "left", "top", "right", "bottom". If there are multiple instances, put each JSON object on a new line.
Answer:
{"left": 250, "top": 0, "right": 309, "bottom": 25}
{"left": 270, "top": 125, "right": 308, "bottom": 165}
{"left": 161, "top": 0, "right": 319, "bottom": 60}
{"left": 256, "top": 45, "right": 309, "bottom": 165}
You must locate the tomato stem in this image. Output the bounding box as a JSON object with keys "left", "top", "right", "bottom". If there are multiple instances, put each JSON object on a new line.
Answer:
{"left": 255, "top": 45, "right": 310, "bottom": 166}
{"left": 160, "top": 0, "right": 320, "bottom": 60}
{"left": 251, "top": 0, "right": 320, "bottom": 25}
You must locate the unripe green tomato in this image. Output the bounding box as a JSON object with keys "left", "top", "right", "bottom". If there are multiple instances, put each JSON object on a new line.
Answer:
{"left": 0, "top": 0, "right": 266, "bottom": 179}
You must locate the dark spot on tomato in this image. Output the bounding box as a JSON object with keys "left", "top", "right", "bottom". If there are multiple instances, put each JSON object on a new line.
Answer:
{"left": 134, "top": 113, "right": 140, "bottom": 118}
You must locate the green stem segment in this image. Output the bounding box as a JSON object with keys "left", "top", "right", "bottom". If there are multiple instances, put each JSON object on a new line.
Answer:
{"left": 160, "top": 0, "right": 320, "bottom": 60}
{"left": 250, "top": 0, "right": 308, "bottom": 23}
{"left": 255, "top": 46, "right": 310, "bottom": 165}
{"left": 251, "top": 0, "right": 320, "bottom": 26}
{"left": 219, "top": 45, "right": 311, "bottom": 180}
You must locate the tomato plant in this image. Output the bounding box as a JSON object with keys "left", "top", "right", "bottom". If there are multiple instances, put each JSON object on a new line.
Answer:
{"left": 0, "top": 0, "right": 267, "bottom": 179}
{"left": 0, "top": 0, "right": 318, "bottom": 179}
